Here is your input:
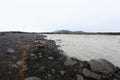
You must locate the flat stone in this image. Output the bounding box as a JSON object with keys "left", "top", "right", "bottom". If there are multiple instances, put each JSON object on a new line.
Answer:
{"left": 82, "top": 68, "right": 101, "bottom": 80}
{"left": 89, "top": 59, "right": 116, "bottom": 74}
{"left": 17, "top": 60, "right": 25, "bottom": 65}
{"left": 24, "top": 77, "right": 41, "bottom": 80}
{"left": 64, "top": 57, "right": 77, "bottom": 66}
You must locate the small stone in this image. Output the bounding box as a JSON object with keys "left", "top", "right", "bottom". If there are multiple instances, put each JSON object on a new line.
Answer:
{"left": 8, "top": 71, "right": 12, "bottom": 74}
{"left": 52, "top": 69, "right": 55, "bottom": 73}
{"left": 13, "top": 56, "right": 17, "bottom": 59}
{"left": 38, "top": 53, "right": 42, "bottom": 58}
{"left": 30, "top": 54, "right": 35, "bottom": 57}
{"left": 17, "top": 60, "right": 25, "bottom": 65}
{"left": 8, "top": 61, "right": 12, "bottom": 64}
{"left": 10, "top": 64, "right": 18, "bottom": 68}
{"left": 76, "top": 74, "right": 84, "bottom": 80}
{"left": 47, "top": 74, "right": 52, "bottom": 79}
{"left": 82, "top": 68, "right": 101, "bottom": 80}
{"left": 79, "top": 63, "right": 84, "bottom": 67}
{"left": 48, "top": 56, "right": 54, "bottom": 60}
{"left": 115, "top": 74, "right": 120, "bottom": 79}
{"left": 39, "top": 66, "right": 45, "bottom": 71}
{"left": 7, "top": 48, "right": 15, "bottom": 54}
{"left": 60, "top": 71, "right": 65, "bottom": 75}
{"left": 30, "top": 54, "right": 37, "bottom": 60}
{"left": 38, "top": 53, "right": 42, "bottom": 56}
{"left": 24, "top": 77, "right": 41, "bottom": 80}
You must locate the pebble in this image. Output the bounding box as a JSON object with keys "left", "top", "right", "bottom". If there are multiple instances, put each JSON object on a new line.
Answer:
{"left": 60, "top": 71, "right": 66, "bottom": 75}
{"left": 52, "top": 69, "right": 55, "bottom": 73}
{"left": 48, "top": 56, "right": 54, "bottom": 60}
{"left": 17, "top": 60, "right": 25, "bottom": 65}
{"left": 24, "top": 77, "right": 41, "bottom": 80}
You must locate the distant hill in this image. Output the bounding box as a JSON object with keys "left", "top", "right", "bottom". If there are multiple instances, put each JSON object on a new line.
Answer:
{"left": 54, "top": 30, "right": 72, "bottom": 33}
{"left": 54, "top": 30, "right": 84, "bottom": 34}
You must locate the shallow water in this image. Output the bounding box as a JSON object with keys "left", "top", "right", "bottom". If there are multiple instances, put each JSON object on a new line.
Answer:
{"left": 44, "top": 34, "right": 120, "bottom": 67}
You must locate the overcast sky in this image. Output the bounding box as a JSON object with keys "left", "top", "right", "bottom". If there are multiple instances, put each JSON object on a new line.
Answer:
{"left": 0, "top": 0, "right": 120, "bottom": 32}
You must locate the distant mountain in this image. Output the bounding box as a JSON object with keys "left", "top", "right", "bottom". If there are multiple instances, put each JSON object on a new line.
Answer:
{"left": 54, "top": 30, "right": 84, "bottom": 34}
{"left": 54, "top": 30, "right": 72, "bottom": 33}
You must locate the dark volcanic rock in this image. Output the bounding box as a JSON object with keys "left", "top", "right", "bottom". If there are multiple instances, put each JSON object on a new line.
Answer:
{"left": 64, "top": 57, "right": 78, "bottom": 66}
{"left": 89, "top": 59, "right": 116, "bottom": 74}
{"left": 82, "top": 68, "right": 101, "bottom": 80}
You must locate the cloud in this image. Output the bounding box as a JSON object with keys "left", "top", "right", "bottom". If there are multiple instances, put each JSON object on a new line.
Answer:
{"left": 0, "top": 0, "right": 120, "bottom": 32}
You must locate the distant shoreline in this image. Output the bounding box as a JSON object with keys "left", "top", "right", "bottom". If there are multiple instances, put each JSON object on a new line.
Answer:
{"left": 0, "top": 31, "right": 120, "bottom": 35}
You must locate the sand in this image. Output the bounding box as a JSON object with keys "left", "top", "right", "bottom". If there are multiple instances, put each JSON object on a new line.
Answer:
{"left": 44, "top": 34, "right": 120, "bottom": 67}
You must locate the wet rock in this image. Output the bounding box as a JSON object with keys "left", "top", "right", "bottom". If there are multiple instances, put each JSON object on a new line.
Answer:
{"left": 89, "top": 59, "right": 116, "bottom": 74}
{"left": 76, "top": 74, "right": 84, "bottom": 80}
{"left": 82, "top": 68, "right": 101, "bottom": 80}
{"left": 7, "top": 48, "right": 15, "bottom": 54}
{"left": 24, "top": 77, "right": 41, "bottom": 80}
{"left": 64, "top": 57, "right": 77, "bottom": 66}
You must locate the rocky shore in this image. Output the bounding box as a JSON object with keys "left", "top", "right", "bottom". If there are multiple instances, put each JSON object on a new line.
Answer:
{"left": 0, "top": 32, "right": 120, "bottom": 80}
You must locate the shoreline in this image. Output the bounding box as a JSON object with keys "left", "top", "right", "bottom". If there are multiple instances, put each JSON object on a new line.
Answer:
{"left": 0, "top": 33, "right": 120, "bottom": 80}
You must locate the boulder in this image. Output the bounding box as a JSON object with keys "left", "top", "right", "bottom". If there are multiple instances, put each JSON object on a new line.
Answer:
{"left": 64, "top": 57, "right": 77, "bottom": 66}
{"left": 82, "top": 68, "right": 101, "bottom": 80}
{"left": 89, "top": 59, "right": 116, "bottom": 74}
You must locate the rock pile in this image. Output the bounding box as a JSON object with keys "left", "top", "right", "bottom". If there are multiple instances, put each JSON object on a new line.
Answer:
{"left": 25, "top": 38, "right": 120, "bottom": 80}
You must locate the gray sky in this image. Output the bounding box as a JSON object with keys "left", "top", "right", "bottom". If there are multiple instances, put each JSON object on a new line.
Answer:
{"left": 0, "top": 0, "right": 120, "bottom": 32}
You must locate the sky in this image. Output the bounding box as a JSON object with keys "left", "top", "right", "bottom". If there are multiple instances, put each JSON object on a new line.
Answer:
{"left": 0, "top": 0, "right": 120, "bottom": 32}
